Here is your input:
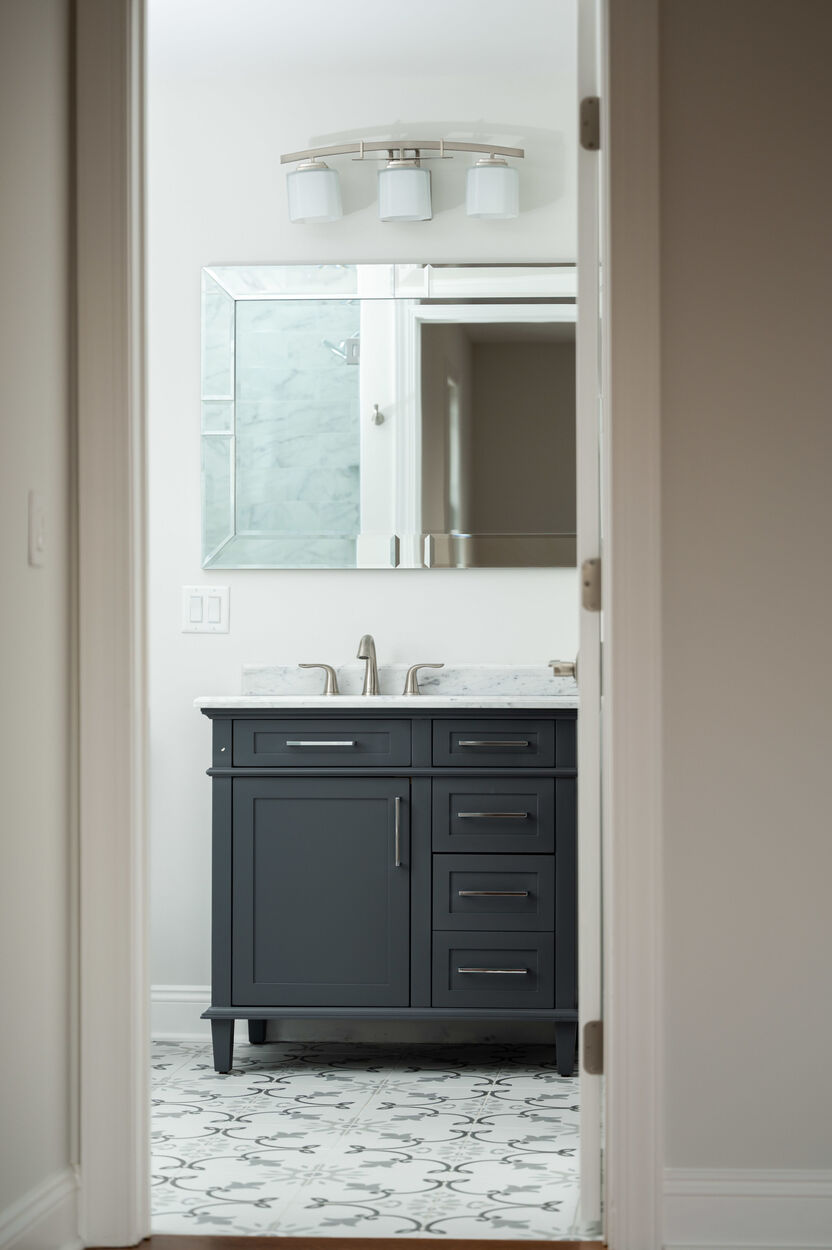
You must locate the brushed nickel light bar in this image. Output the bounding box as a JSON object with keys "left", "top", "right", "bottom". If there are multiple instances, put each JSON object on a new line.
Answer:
{"left": 280, "top": 139, "right": 525, "bottom": 163}
{"left": 280, "top": 139, "right": 525, "bottom": 223}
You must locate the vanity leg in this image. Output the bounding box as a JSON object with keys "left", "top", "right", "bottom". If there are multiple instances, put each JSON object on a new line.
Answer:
{"left": 555, "top": 1022, "right": 578, "bottom": 1077}
{"left": 248, "top": 1019, "right": 267, "bottom": 1045}
{"left": 211, "top": 1019, "right": 235, "bottom": 1073}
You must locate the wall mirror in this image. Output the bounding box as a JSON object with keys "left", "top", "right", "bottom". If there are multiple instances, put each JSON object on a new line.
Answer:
{"left": 201, "top": 263, "right": 576, "bottom": 569}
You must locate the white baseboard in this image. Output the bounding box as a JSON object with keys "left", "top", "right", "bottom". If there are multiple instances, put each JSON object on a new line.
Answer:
{"left": 664, "top": 1168, "right": 832, "bottom": 1249}
{"left": 150, "top": 984, "right": 249, "bottom": 1041}
{"left": 151, "top": 983, "right": 214, "bottom": 1039}
{"left": 0, "top": 1167, "right": 80, "bottom": 1250}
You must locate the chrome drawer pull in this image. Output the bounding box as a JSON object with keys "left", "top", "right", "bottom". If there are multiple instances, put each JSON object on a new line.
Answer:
{"left": 284, "top": 740, "right": 356, "bottom": 747}
{"left": 458, "top": 890, "right": 529, "bottom": 898}
{"left": 457, "top": 811, "right": 529, "bottom": 820}
{"left": 457, "top": 967, "right": 529, "bottom": 975}
{"left": 394, "top": 795, "right": 402, "bottom": 868}
{"left": 457, "top": 739, "right": 530, "bottom": 748}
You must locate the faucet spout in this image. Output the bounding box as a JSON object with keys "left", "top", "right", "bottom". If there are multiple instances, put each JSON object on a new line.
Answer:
{"left": 357, "top": 633, "right": 379, "bottom": 696}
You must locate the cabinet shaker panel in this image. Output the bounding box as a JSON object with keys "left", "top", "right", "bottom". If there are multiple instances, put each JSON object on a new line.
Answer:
{"left": 232, "top": 777, "right": 410, "bottom": 1007}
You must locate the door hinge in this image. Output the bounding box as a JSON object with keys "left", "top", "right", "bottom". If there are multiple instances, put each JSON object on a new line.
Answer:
{"left": 581, "top": 557, "right": 601, "bottom": 612}
{"left": 580, "top": 97, "right": 601, "bottom": 151}
{"left": 583, "top": 1019, "right": 604, "bottom": 1075}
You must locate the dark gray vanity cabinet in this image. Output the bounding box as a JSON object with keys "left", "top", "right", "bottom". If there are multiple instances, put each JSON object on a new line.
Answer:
{"left": 201, "top": 707, "right": 577, "bottom": 1076}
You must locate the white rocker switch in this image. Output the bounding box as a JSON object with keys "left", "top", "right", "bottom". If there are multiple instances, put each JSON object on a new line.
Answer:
{"left": 182, "top": 585, "right": 229, "bottom": 633}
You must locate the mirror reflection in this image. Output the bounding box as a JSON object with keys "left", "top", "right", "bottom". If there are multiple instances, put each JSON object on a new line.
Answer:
{"left": 201, "top": 264, "right": 576, "bottom": 569}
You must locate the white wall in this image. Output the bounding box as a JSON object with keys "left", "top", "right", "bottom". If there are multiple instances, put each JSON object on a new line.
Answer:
{"left": 0, "top": 3, "right": 78, "bottom": 1246}
{"left": 658, "top": 0, "right": 832, "bottom": 1209}
{"left": 148, "top": 0, "right": 579, "bottom": 1001}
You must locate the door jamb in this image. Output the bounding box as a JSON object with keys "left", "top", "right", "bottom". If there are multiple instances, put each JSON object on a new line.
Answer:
{"left": 74, "top": 1, "right": 664, "bottom": 1246}
{"left": 76, "top": 0, "right": 150, "bottom": 1244}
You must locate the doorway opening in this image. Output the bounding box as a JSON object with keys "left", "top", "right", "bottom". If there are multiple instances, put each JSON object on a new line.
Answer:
{"left": 144, "top": 0, "right": 603, "bottom": 1244}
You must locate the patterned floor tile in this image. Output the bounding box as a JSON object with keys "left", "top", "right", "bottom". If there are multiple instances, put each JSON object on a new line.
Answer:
{"left": 151, "top": 1040, "right": 584, "bottom": 1239}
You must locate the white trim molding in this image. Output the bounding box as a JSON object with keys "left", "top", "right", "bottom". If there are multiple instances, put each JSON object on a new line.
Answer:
{"left": 76, "top": 0, "right": 149, "bottom": 1245}
{"left": 151, "top": 983, "right": 214, "bottom": 1040}
{"left": 0, "top": 1167, "right": 81, "bottom": 1250}
{"left": 664, "top": 1169, "right": 832, "bottom": 1250}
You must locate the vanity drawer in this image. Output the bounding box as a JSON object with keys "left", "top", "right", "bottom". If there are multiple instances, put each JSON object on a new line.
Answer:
{"left": 432, "top": 932, "right": 554, "bottom": 1009}
{"left": 232, "top": 719, "right": 411, "bottom": 768}
{"left": 433, "top": 854, "right": 554, "bottom": 931}
{"left": 432, "top": 778, "right": 559, "bottom": 853}
{"left": 432, "top": 718, "right": 566, "bottom": 769}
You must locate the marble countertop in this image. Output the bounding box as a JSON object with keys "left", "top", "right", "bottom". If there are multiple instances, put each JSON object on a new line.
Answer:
{"left": 195, "top": 693, "right": 579, "bottom": 710}
{"left": 195, "top": 663, "right": 579, "bottom": 710}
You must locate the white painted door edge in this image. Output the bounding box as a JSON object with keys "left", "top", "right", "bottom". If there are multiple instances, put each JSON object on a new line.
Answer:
{"left": 576, "top": 0, "right": 604, "bottom": 1232}
{"left": 603, "top": 2, "right": 664, "bottom": 1249}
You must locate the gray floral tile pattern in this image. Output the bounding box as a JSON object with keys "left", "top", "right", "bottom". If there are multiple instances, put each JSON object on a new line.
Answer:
{"left": 151, "top": 1039, "right": 585, "bottom": 1239}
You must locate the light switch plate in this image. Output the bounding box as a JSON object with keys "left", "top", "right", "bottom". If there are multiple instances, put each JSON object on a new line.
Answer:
{"left": 182, "top": 585, "right": 230, "bottom": 633}
{"left": 28, "top": 490, "right": 45, "bottom": 567}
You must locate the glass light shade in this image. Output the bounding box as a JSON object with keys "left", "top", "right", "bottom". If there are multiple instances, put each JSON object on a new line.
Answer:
{"left": 466, "top": 159, "right": 519, "bottom": 219}
{"left": 286, "top": 162, "right": 342, "bottom": 224}
{"left": 377, "top": 164, "right": 432, "bottom": 222}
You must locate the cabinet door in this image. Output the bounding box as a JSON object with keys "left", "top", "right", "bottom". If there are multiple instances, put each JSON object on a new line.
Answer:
{"left": 232, "top": 778, "right": 410, "bottom": 1007}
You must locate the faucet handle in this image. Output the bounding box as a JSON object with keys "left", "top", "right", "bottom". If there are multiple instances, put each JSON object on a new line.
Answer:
{"left": 299, "top": 663, "right": 340, "bottom": 695}
{"left": 403, "top": 663, "right": 444, "bottom": 696}
{"left": 549, "top": 658, "right": 578, "bottom": 681}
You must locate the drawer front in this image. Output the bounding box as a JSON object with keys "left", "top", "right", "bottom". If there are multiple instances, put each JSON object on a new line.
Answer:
{"left": 432, "top": 932, "right": 554, "bottom": 1009}
{"left": 432, "top": 718, "right": 557, "bottom": 768}
{"left": 432, "top": 778, "right": 557, "bottom": 853}
{"left": 433, "top": 854, "right": 554, "bottom": 931}
{"left": 233, "top": 719, "right": 411, "bottom": 768}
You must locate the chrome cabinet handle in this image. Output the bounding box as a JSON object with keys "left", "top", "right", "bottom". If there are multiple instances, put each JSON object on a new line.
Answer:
{"left": 394, "top": 795, "right": 402, "bottom": 867}
{"left": 458, "top": 890, "right": 529, "bottom": 898}
{"left": 457, "top": 811, "right": 529, "bottom": 820}
{"left": 284, "top": 740, "right": 356, "bottom": 747}
{"left": 457, "top": 967, "right": 529, "bottom": 975}
{"left": 457, "top": 739, "right": 530, "bottom": 748}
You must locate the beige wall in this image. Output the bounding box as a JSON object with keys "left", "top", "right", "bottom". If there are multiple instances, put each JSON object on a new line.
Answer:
{"left": 0, "top": 0, "right": 75, "bottom": 1226}
{"left": 421, "top": 322, "right": 474, "bottom": 534}
{"left": 659, "top": 0, "right": 832, "bottom": 1168}
{"left": 470, "top": 339, "right": 575, "bottom": 534}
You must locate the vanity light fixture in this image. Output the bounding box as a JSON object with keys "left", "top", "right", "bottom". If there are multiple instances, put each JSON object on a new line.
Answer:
{"left": 286, "top": 158, "right": 343, "bottom": 224}
{"left": 466, "top": 154, "right": 520, "bottom": 220}
{"left": 378, "top": 155, "right": 432, "bottom": 222}
{"left": 280, "top": 139, "right": 524, "bottom": 223}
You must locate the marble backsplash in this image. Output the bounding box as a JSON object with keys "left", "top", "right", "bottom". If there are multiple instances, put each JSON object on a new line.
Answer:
{"left": 242, "top": 662, "right": 578, "bottom": 698}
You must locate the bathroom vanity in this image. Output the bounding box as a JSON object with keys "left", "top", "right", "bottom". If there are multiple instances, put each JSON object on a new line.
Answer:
{"left": 198, "top": 686, "right": 578, "bottom": 1075}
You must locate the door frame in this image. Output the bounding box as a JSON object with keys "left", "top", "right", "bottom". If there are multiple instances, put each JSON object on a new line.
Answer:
{"left": 600, "top": 4, "right": 664, "bottom": 1248}
{"left": 75, "top": 2, "right": 663, "bottom": 1248}
{"left": 75, "top": 1, "right": 149, "bottom": 1245}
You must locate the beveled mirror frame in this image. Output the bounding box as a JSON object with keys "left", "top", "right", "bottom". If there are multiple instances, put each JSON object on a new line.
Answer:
{"left": 201, "top": 263, "right": 576, "bottom": 570}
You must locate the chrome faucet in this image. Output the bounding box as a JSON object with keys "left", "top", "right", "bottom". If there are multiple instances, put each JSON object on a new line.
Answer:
{"left": 357, "top": 634, "right": 379, "bottom": 695}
